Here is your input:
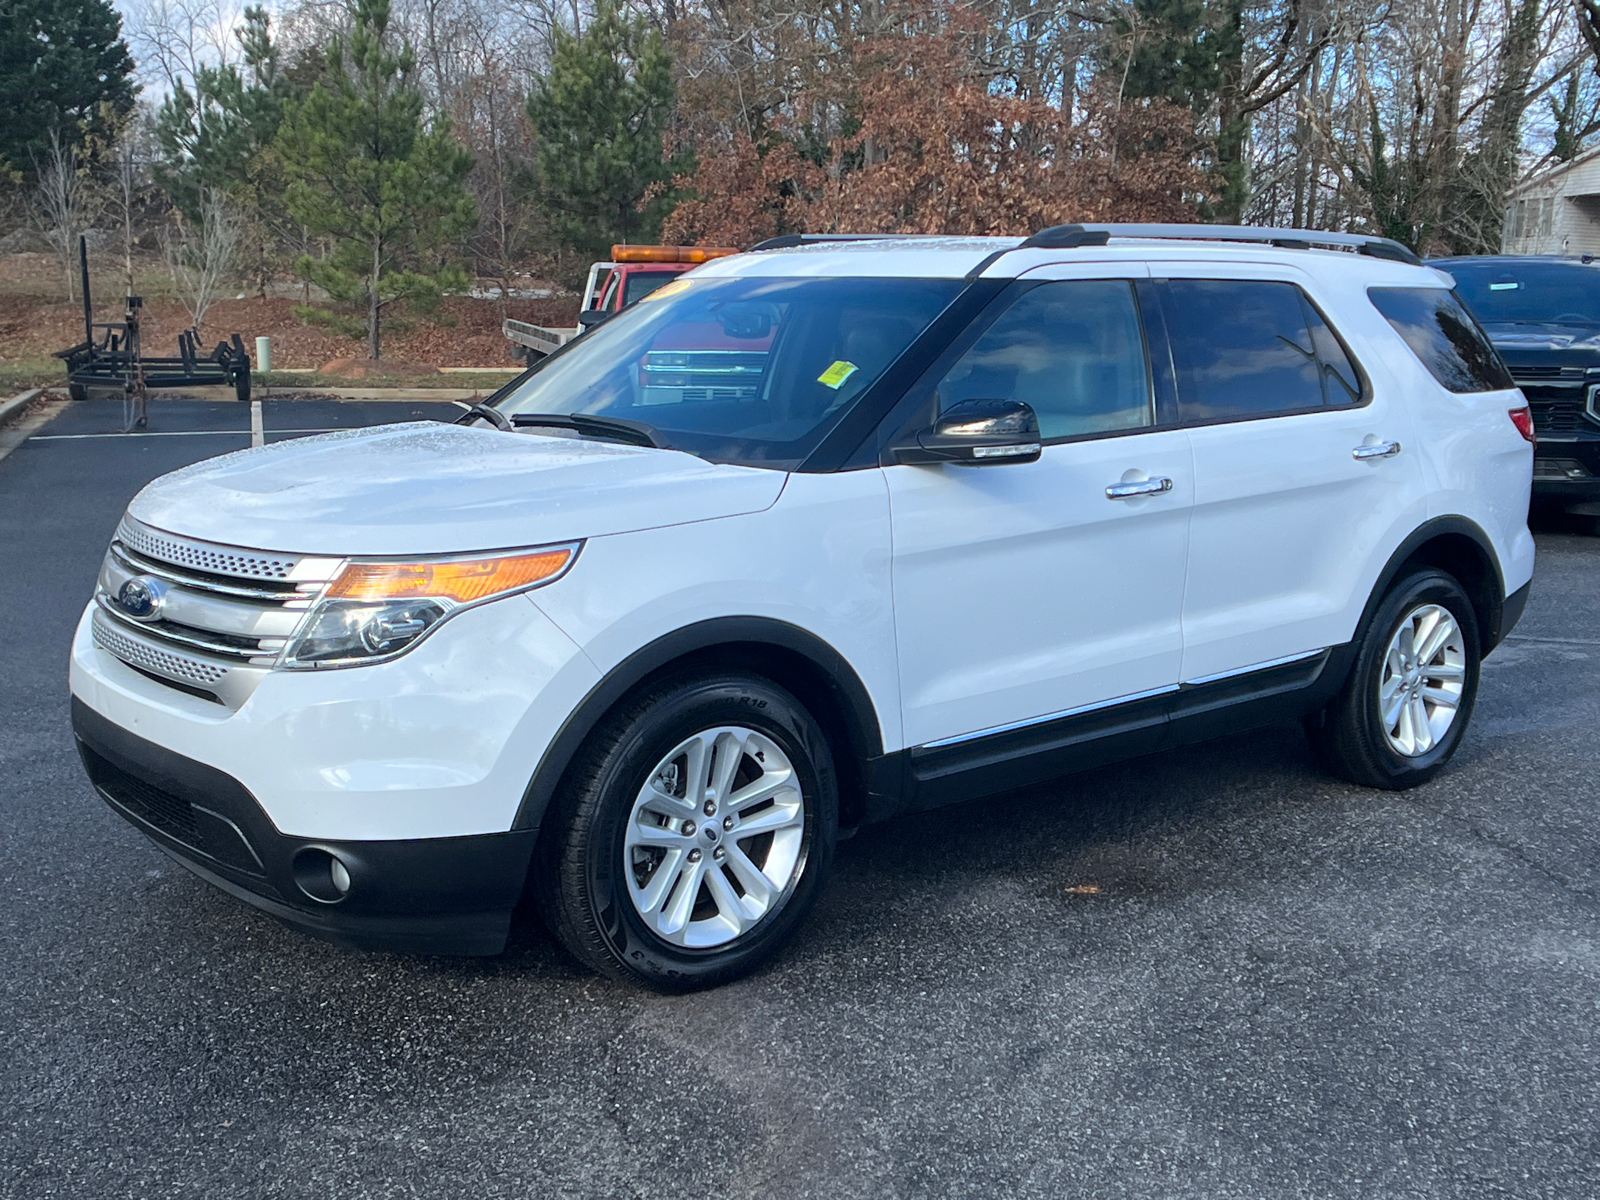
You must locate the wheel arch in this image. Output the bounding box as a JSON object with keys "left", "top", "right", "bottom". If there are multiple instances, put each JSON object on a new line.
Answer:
{"left": 512, "top": 617, "right": 887, "bottom": 836}
{"left": 1359, "top": 516, "right": 1507, "bottom": 658}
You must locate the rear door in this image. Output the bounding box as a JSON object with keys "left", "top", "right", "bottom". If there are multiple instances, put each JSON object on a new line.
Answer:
{"left": 1152, "top": 266, "right": 1429, "bottom": 683}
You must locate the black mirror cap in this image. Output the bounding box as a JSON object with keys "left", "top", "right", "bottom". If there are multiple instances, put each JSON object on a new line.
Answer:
{"left": 577, "top": 309, "right": 612, "bottom": 330}
{"left": 891, "top": 398, "right": 1042, "bottom": 466}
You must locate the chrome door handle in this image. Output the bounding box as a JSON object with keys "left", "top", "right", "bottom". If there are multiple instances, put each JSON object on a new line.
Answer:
{"left": 1105, "top": 476, "right": 1174, "bottom": 500}
{"left": 1352, "top": 440, "right": 1402, "bottom": 460}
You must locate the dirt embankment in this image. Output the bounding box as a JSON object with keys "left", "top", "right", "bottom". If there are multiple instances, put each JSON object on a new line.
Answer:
{"left": 0, "top": 254, "right": 580, "bottom": 370}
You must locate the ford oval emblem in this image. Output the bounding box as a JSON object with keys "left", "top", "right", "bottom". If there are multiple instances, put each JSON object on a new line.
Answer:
{"left": 116, "top": 576, "right": 168, "bottom": 621}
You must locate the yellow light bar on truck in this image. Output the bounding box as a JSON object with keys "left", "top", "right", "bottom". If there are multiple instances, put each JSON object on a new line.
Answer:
{"left": 609, "top": 245, "right": 741, "bottom": 264}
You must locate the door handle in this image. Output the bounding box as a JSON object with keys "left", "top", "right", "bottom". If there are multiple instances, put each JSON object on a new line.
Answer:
{"left": 1352, "top": 440, "right": 1402, "bottom": 460}
{"left": 1105, "top": 476, "right": 1174, "bottom": 500}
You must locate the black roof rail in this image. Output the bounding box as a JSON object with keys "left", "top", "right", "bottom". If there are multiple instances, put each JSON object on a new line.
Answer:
{"left": 748, "top": 233, "right": 906, "bottom": 251}
{"left": 1071, "top": 223, "right": 1423, "bottom": 267}
{"left": 1018, "top": 224, "right": 1111, "bottom": 249}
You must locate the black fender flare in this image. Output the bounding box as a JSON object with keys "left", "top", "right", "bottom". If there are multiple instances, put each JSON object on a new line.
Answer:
{"left": 1354, "top": 514, "right": 1509, "bottom": 658}
{"left": 512, "top": 617, "right": 886, "bottom": 831}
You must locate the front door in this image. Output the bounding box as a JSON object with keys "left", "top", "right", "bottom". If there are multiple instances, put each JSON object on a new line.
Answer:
{"left": 886, "top": 269, "right": 1194, "bottom": 751}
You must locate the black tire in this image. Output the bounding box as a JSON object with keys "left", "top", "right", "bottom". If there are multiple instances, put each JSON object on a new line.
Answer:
{"left": 1308, "top": 568, "right": 1481, "bottom": 790}
{"left": 536, "top": 672, "right": 838, "bottom": 991}
{"left": 68, "top": 383, "right": 88, "bottom": 403}
{"left": 235, "top": 369, "right": 251, "bottom": 404}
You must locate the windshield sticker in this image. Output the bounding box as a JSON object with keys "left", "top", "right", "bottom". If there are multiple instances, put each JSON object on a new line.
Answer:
{"left": 644, "top": 279, "right": 693, "bottom": 302}
{"left": 817, "top": 360, "right": 859, "bottom": 389}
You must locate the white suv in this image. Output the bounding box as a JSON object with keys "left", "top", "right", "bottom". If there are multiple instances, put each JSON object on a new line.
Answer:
{"left": 70, "top": 225, "right": 1535, "bottom": 990}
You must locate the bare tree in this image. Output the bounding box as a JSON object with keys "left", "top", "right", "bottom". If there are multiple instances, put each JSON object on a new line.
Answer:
{"left": 163, "top": 186, "right": 243, "bottom": 336}
{"left": 31, "top": 129, "right": 102, "bottom": 302}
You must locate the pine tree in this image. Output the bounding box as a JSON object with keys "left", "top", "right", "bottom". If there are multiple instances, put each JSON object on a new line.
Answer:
{"left": 0, "top": 0, "right": 136, "bottom": 174}
{"left": 154, "top": 6, "right": 289, "bottom": 219}
{"left": 525, "top": 0, "right": 682, "bottom": 265}
{"left": 275, "top": 0, "right": 474, "bottom": 359}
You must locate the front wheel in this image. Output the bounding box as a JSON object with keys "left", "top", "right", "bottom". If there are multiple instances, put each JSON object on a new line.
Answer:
{"left": 537, "top": 673, "right": 837, "bottom": 991}
{"left": 1308, "top": 568, "right": 1481, "bottom": 789}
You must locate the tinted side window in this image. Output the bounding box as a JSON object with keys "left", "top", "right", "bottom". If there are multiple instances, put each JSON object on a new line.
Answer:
{"left": 624, "top": 271, "right": 676, "bottom": 307}
{"left": 1164, "top": 280, "right": 1326, "bottom": 421}
{"left": 935, "top": 280, "right": 1152, "bottom": 440}
{"left": 1303, "top": 299, "right": 1362, "bottom": 404}
{"left": 1367, "top": 286, "right": 1515, "bottom": 393}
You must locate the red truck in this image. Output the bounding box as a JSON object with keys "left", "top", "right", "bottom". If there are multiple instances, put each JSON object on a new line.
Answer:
{"left": 503, "top": 244, "right": 740, "bottom": 360}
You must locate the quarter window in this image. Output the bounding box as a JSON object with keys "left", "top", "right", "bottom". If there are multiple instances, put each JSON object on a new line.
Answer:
{"left": 1163, "top": 279, "right": 1361, "bottom": 421}
{"left": 935, "top": 280, "right": 1153, "bottom": 440}
{"left": 1368, "top": 286, "right": 1516, "bottom": 393}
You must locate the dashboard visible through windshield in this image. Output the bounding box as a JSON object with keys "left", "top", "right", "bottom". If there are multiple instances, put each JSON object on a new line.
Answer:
{"left": 491, "top": 275, "right": 964, "bottom": 468}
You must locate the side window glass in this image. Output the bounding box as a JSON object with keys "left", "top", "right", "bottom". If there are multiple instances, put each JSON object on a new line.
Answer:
{"left": 1164, "top": 279, "right": 1324, "bottom": 421}
{"left": 1367, "top": 287, "right": 1516, "bottom": 393}
{"left": 935, "top": 280, "right": 1153, "bottom": 440}
{"left": 1301, "top": 297, "right": 1362, "bottom": 404}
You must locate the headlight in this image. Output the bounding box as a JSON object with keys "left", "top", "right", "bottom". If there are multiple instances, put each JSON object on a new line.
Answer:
{"left": 282, "top": 543, "right": 579, "bottom": 668}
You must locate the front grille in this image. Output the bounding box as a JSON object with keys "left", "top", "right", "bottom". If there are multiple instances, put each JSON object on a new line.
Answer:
{"left": 92, "top": 611, "right": 229, "bottom": 686}
{"left": 84, "top": 745, "right": 200, "bottom": 843}
{"left": 1529, "top": 395, "right": 1591, "bottom": 433}
{"left": 116, "top": 520, "right": 300, "bottom": 580}
{"left": 92, "top": 517, "right": 342, "bottom": 708}
{"left": 1510, "top": 365, "right": 1588, "bottom": 383}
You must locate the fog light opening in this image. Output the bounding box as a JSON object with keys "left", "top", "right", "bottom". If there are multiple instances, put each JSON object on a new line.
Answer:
{"left": 293, "top": 847, "right": 354, "bottom": 904}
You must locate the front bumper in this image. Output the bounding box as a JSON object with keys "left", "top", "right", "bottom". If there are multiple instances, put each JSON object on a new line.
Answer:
{"left": 74, "top": 699, "right": 535, "bottom": 954}
{"left": 1531, "top": 433, "right": 1600, "bottom": 509}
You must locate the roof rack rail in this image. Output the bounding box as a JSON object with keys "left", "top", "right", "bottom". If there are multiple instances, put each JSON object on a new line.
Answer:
{"left": 1018, "top": 224, "right": 1111, "bottom": 249}
{"left": 748, "top": 233, "right": 905, "bottom": 251}
{"left": 1070, "top": 223, "right": 1422, "bottom": 266}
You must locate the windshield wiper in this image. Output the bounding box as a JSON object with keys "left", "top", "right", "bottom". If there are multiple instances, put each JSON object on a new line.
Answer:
{"left": 509, "top": 412, "right": 662, "bottom": 448}
{"left": 453, "top": 401, "right": 513, "bottom": 431}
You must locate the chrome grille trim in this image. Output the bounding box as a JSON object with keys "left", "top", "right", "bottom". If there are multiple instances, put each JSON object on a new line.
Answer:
{"left": 94, "top": 517, "right": 341, "bottom": 707}
{"left": 109, "top": 542, "right": 302, "bottom": 601}
{"left": 116, "top": 518, "right": 303, "bottom": 580}
{"left": 92, "top": 609, "right": 229, "bottom": 686}
{"left": 94, "top": 596, "right": 264, "bottom": 661}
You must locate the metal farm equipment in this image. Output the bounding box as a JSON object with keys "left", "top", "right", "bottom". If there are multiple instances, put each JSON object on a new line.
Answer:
{"left": 55, "top": 237, "right": 252, "bottom": 429}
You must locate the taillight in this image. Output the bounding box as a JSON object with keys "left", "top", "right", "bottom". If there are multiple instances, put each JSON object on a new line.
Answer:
{"left": 1508, "top": 406, "right": 1535, "bottom": 443}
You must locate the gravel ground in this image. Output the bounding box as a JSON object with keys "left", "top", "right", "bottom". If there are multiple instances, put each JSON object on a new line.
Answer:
{"left": 2, "top": 399, "right": 1597, "bottom": 1199}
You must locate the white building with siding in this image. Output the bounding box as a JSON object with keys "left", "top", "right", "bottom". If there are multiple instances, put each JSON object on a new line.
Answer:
{"left": 1502, "top": 146, "right": 1600, "bottom": 255}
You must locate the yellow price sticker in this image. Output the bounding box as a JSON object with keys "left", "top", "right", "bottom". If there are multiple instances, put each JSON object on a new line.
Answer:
{"left": 817, "top": 360, "right": 859, "bottom": 389}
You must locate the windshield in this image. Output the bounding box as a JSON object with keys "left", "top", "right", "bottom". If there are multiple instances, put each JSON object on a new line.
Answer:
{"left": 1445, "top": 260, "right": 1600, "bottom": 326}
{"left": 492, "top": 275, "right": 965, "bottom": 468}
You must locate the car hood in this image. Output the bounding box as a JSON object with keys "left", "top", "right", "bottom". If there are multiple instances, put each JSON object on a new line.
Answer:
{"left": 1481, "top": 321, "right": 1600, "bottom": 350}
{"left": 127, "top": 422, "right": 788, "bottom": 557}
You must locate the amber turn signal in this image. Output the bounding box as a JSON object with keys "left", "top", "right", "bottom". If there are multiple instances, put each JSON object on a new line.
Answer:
{"left": 326, "top": 546, "right": 578, "bottom": 604}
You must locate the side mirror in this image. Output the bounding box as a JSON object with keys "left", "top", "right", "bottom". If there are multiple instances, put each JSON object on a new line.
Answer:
{"left": 890, "top": 398, "right": 1042, "bottom": 466}
{"left": 577, "top": 309, "right": 612, "bottom": 331}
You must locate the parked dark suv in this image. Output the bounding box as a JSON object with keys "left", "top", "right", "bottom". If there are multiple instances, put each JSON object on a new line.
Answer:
{"left": 1432, "top": 255, "right": 1600, "bottom": 518}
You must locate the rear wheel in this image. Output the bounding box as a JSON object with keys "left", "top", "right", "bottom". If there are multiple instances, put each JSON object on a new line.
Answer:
{"left": 1309, "top": 569, "right": 1481, "bottom": 789}
{"left": 537, "top": 672, "right": 837, "bottom": 991}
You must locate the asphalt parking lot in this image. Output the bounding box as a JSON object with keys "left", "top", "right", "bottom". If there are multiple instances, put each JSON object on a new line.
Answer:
{"left": 3, "top": 397, "right": 1598, "bottom": 1199}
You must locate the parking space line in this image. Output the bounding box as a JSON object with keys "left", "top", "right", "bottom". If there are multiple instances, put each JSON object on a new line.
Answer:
{"left": 29, "top": 431, "right": 253, "bottom": 441}
{"left": 251, "top": 401, "right": 264, "bottom": 447}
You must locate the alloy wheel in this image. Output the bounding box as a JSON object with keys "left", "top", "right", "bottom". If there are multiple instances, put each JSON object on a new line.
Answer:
{"left": 1377, "top": 602, "right": 1467, "bottom": 757}
{"left": 623, "top": 726, "right": 806, "bottom": 948}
